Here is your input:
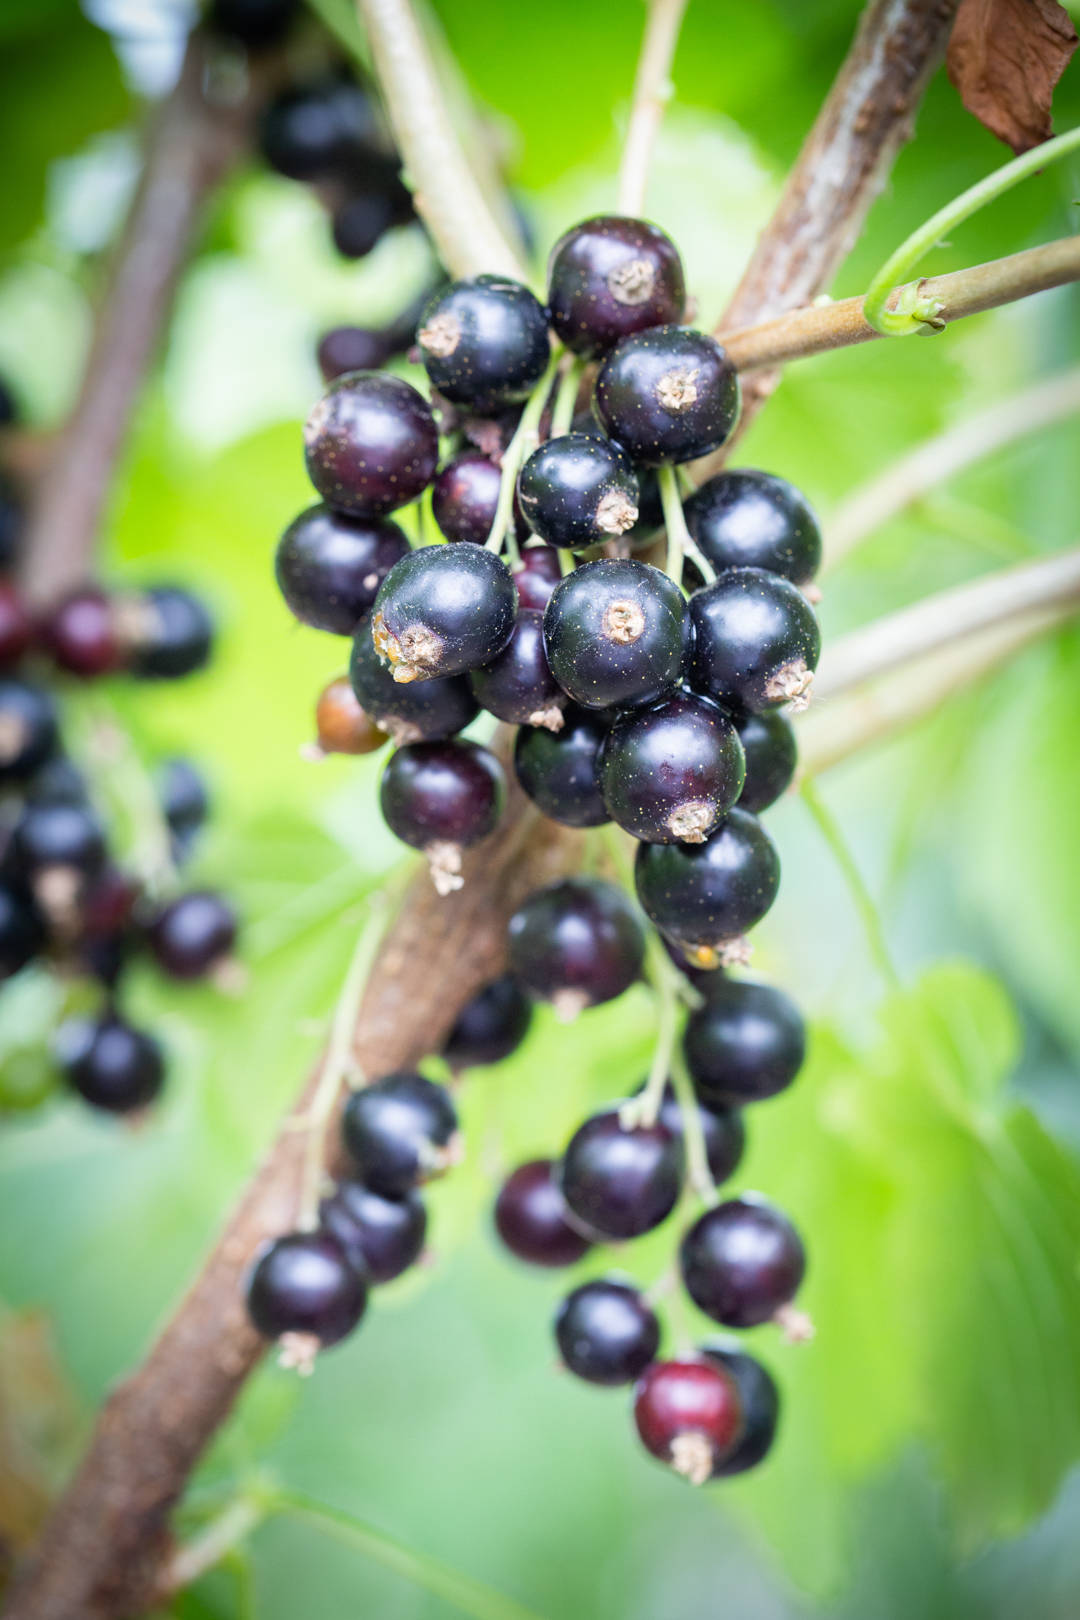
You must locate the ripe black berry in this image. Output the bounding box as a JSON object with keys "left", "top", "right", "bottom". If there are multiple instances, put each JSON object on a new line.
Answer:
{"left": 73, "top": 867, "right": 140, "bottom": 986}
{"left": 0, "top": 582, "right": 32, "bottom": 670}
{"left": 699, "top": 1341, "right": 780, "bottom": 1474}
{"left": 443, "top": 974, "right": 533, "bottom": 1070}
{"left": 736, "top": 710, "right": 797, "bottom": 814}
{"left": 379, "top": 739, "right": 505, "bottom": 891}
{"left": 373, "top": 544, "right": 516, "bottom": 682}
{"left": 157, "top": 758, "right": 210, "bottom": 845}
{"left": 432, "top": 451, "right": 522, "bottom": 546}
{"left": 689, "top": 568, "right": 820, "bottom": 713}
{"left": 332, "top": 186, "right": 406, "bottom": 260}
{"left": 209, "top": 0, "right": 300, "bottom": 49}
{"left": 680, "top": 1195, "right": 806, "bottom": 1327}
{"left": 594, "top": 327, "right": 739, "bottom": 465}
{"left": 633, "top": 1358, "right": 743, "bottom": 1484}
{"left": 0, "top": 883, "right": 43, "bottom": 980}
{"left": 259, "top": 76, "right": 381, "bottom": 182}
{"left": 514, "top": 705, "right": 610, "bottom": 828}
{"left": 341, "top": 1072, "right": 460, "bottom": 1196}
{"left": 634, "top": 807, "right": 781, "bottom": 956}
{"left": 554, "top": 1278, "right": 659, "bottom": 1385}
{"left": 147, "top": 890, "right": 238, "bottom": 980}
{"left": 12, "top": 802, "right": 107, "bottom": 882}
{"left": 507, "top": 877, "right": 645, "bottom": 1017}
{"left": 685, "top": 470, "right": 822, "bottom": 585}
{"left": 311, "top": 675, "right": 388, "bottom": 757}
{"left": 275, "top": 505, "right": 410, "bottom": 634}
{"left": 304, "top": 373, "right": 438, "bottom": 519}
{"left": 547, "top": 216, "right": 685, "bottom": 356}
{"left": 0, "top": 680, "right": 58, "bottom": 781}
{"left": 318, "top": 325, "right": 393, "bottom": 382}
{"left": 417, "top": 275, "right": 550, "bottom": 413}
{"left": 493, "top": 1158, "right": 592, "bottom": 1267}
{"left": 319, "top": 1179, "right": 427, "bottom": 1284}
{"left": 470, "top": 609, "right": 565, "bottom": 729}
{"left": 517, "top": 432, "right": 639, "bottom": 551}
{"left": 349, "top": 628, "right": 477, "bottom": 744}
{"left": 684, "top": 977, "right": 805, "bottom": 1106}
{"left": 56, "top": 1014, "right": 165, "bottom": 1114}
{"left": 513, "top": 545, "right": 562, "bottom": 611}
{"left": 543, "top": 558, "right": 686, "bottom": 710}
{"left": 652, "top": 1083, "right": 745, "bottom": 1186}
{"left": 559, "top": 1106, "right": 681, "bottom": 1240}
{"left": 246, "top": 1231, "right": 367, "bottom": 1354}
{"left": 599, "top": 692, "right": 745, "bottom": 845}
{"left": 0, "top": 476, "right": 22, "bottom": 574}
{"left": 40, "top": 588, "right": 121, "bottom": 678}
{"left": 126, "top": 586, "right": 214, "bottom": 680}
{"left": 26, "top": 755, "right": 88, "bottom": 807}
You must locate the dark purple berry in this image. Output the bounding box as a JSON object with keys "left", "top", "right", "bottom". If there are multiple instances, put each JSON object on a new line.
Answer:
{"left": 275, "top": 504, "right": 410, "bottom": 634}
{"left": 698, "top": 1341, "right": 780, "bottom": 1475}
{"left": 246, "top": 1230, "right": 366, "bottom": 1349}
{"left": 259, "top": 76, "right": 382, "bottom": 182}
{"left": 210, "top": 0, "right": 299, "bottom": 49}
{"left": 432, "top": 451, "right": 522, "bottom": 546}
{"left": 319, "top": 1179, "right": 426, "bottom": 1284}
{"left": 651, "top": 1082, "right": 745, "bottom": 1185}
{"left": 318, "top": 325, "right": 393, "bottom": 381}
{"left": 304, "top": 373, "right": 438, "bottom": 519}
{"left": 513, "top": 703, "right": 610, "bottom": 829}
{"left": 157, "top": 758, "right": 210, "bottom": 847}
{"left": 0, "top": 679, "right": 58, "bottom": 782}
{"left": 513, "top": 545, "right": 562, "bottom": 611}
{"left": 517, "top": 432, "right": 639, "bottom": 551}
{"left": 680, "top": 1195, "right": 806, "bottom": 1328}
{"left": 341, "top": 1071, "right": 460, "bottom": 1196}
{"left": 0, "top": 883, "right": 43, "bottom": 979}
{"left": 12, "top": 802, "right": 106, "bottom": 882}
{"left": 634, "top": 808, "right": 781, "bottom": 956}
{"left": 125, "top": 586, "right": 214, "bottom": 680}
{"left": 331, "top": 183, "right": 410, "bottom": 260}
{"left": 41, "top": 588, "right": 121, "bottom": 678}
{"left": 685, "top": 469, "right": 822, "bottom": 585}
{"left": 595, "top": 327, "right": 739, "bottom": 466}
{"left": 373, "top": 544, "right": 516, "bottom": 681}
{"left": 379, "top": 739, "right": 505, "bottom": 888}
{"left": 689, "top": 568, "right": 820, "bottom": 714}
{"left": 599, "top": 692, "right": 745, "bottom": 845}
{"left": 147, "top": 890, "right": 238, "bottom": 980}
{"left": 633, "top": 1359, "right": 743, "bottom": 1484}
{"left": 56, "top": 1014, "right": 164, "bottom": 1114}
{"left": 559, "top": 1106, "right": 681, "bottom": 1240}
{"left": 0, "top": 476, "right": 22, "bottom": 574}
{"left": 417, "top": 275, "right": 550, "bottom": 413}
{"left": 26, "top": 755, "right": 88, "bottom": 807}
{"left": 543, "top": 558, "right": 687, "bottom": 710}
{"left": 547, "top": 216, "right": 685, "bottom": 356}
{"left": 470, "top": 609, "right": 565, "bottom": 729}
{"left": 73, "top": 867, "right": 140, "bottom": 986}
{"left": 507, "top": 877, "right": 645, "bottom": 1017}
{"left": 494, "top": 1158, "right": 592, "bottom": 1267}
{"left": 443, "top": 974, "right": 533, "bottom": 1069}
{"left": 736, "top": 710, "right": 797, "bottom": 814}
{"left": 349, "top": 628, "right": 477, "bottom": 745}
{"left": 0, "top": 582, "right": 32, "bottom": 670}
{"left": 554, "top": 1277, "right": 659, "bottom": 1384}
{"left": 683, "top": 977, "right": 805, "bottom": 1106}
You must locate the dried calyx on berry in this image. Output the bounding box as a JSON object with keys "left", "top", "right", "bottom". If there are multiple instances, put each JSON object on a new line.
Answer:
{"left": 416, "top": 275, "right": 550, "bottom": 413}
{"left": 372, "top": 545, "right": 517, "bottom": 684}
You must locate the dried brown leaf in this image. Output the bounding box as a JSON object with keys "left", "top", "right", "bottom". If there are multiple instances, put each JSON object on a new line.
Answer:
{"left": 947, "top": 0, "right": 1077, "bottom": 153}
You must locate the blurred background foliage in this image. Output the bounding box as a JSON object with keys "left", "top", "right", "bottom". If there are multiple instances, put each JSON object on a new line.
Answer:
{"left": 1, "top": 1, "right": 1080, "bottom": 1616}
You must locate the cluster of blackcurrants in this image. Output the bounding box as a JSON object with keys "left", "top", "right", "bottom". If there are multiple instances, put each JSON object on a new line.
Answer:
{"left": 261, "top": 214, "right": 820, "bottom": 1481}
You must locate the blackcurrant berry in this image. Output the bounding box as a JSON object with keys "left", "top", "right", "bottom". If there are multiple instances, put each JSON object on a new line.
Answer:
{"left": 349, "top": 628, "right": 477, "bottom": 744}
{"left": 432, "top": 451, "right": 523, "bottom": 547}
{"left": 332, "top": 187, "right": 405, "bottom": 260}
{"left": 74, "top": 867, "right": 141, "bottom": 986}
{"left": 634, "top": 807, "right": 780, "bottom": 956}
{"left": 736, "top": 710, "right": 797, "bottom": 814}
{"left": 513, "top": 705, "right": 610, "bottom": 828}
{"left": 12, "top": 802, "right": 107, "bottom": 882}
{"left": 512, "top": 545, "right": 562, "bottom": 611}
{"left": 318, "top": 325, "right": 393, "bottom": 381}
{"left": 56, "top": 1014, "right": 165, "bottom": 1114}
{"left": 689, "top": 568, "right": 820, "bottom": 713}
{"left": 685, "top": 469, "right": 822, "bottom": 585}
{"left": 209, "top": 0, "right": 300, "bottom": 49}
{"left": 443, "top": 974, "right": 533, "bottom": 1070}
{"left": 650, "top": 1082, "right": 745, "bottom": 1186}
{"left": 559, "top": 1106, "right": 682, "bottom": 1240}
{"left": 417, "top": 275, "right": 550, "bottom": 413}
{"left": 26, "top": 755, "right": 88, "bottom": 808}
{"left": 125, "top": 586, "right": 214, "bottom": 680}
{"left": 276, "top": 505, "right": 410, "bottom": 634}
{"left": 470, "top": 609, "right": 565, "bottom": 730}
{"left": 157, "top": 758, "right": 210, "bottom": 845}
{"left": 0, "top": 476, "right": 22, "bottom": 574}
{"left": 0, "top": 883, "right": 43, "bottom": 980}
{"left": 698, "top": 1341, "right": 780, "bottom": 1475}
{"left": 517, "top": 432, "right": 639, "bottom": 551}
{"left": 680, "top": 1195, "right": 806, "bottom": 1328}
{"left": 379, "top": 739, "right": 505, "bottom": 891}
{"left": 543, "top": 558, "right": 686, "bottom": 710}
{"left": 595, "top": 327, "right": 739, "bottom": 465}
{"left": 246, "top": 1231, "right": 367, "bottom": 1356}
{"left": 41, "top": 587, "right": 121, "bottom": 678}
{"left": 319, "top": 1178, "right": 427, "bottom": 1284}
{"left": 304, "top": 373, "right": 438, "bottom": 519}
{"left": 0, "top": 582, "right": 32, "bottom": 670}
{"left": 633, "top": 1358, "right": 743, "bottom": 1484}
{"left": 311, "top": 675, "right": 388, "bottom": 757}
{"left": 373, "top": 544, "right": 516, "bottom": 682}
{"left": 0, "top": 679, "right": 58, "bottom": 782}
{"left": 599, "top": 692, "right": 745, "bottom": 845}
{"left": 507, "top": 877, "right": 645, "bottom": 1017}
{"left": 554, "top": 1278, "right": 659, "bottom": 1384}
{"left": 341, "top": 1072, "right": 460, "bottom": 1196}
{"left": 259, "top": 76, "right": 381, "bottom": 182}
{"left": 547, "top": 216, "right": 685, "bottom": 356}
{"left": 683, "top": 976, "right": 805, "bottom": 1106}
{"left": 147, "top": 890, "right": 238, "bottom": 980}
{"left": 493, "top": 1158, "right": 592, "bottom": 1267}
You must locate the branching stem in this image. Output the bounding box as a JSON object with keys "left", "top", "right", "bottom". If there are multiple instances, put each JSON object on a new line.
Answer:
{"left": 484, "top": 353, "right": 562, "bottom": 555}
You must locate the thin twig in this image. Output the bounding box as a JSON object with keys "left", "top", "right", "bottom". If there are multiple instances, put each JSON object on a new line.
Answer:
{"left": 616, "top": 0, "right": 689, "bottom": 217}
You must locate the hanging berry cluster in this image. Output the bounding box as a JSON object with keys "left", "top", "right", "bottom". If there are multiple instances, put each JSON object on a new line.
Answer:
{"left": 261, "top": 214, "right": 821, "bottom": 1483}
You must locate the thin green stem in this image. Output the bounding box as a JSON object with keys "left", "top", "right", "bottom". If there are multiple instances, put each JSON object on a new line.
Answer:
{"left": 658, "top": 463, "right": 715, "bottom": 585}
{"left": 800, "top": 776, "right": 900, "bottom": 989}
{"left": 621, "top": 953, "right": 678, "bottom": 1129}
{"left": 549, "top": 355, "right": 583, "bottom": 438}
{"left": 864, "top": 125, "right": 1080, "bottom": 336}
{"left": 75, "top": 694, "right": 178, "bottom": 899}
{"left": 166, "top": 1492, "right": 268, "bottom": 1595}
{"left": 670, "top": 1045, "right": 719, "bottom": 1208}
{"left": 485, "top": 351, "right": 561, "bottom": 556}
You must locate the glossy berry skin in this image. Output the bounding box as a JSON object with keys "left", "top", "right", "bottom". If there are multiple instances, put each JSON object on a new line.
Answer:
{"left": 349, "top": 629, "right": 477, "bottom": 744}
{"left": 634, "top": 807, "right": 780, "bottom": 953}
{"left": 633, "top": 1359, "right": 743, "bottom": 1483}
{"left": 157, "top": 758, "right": 210, "bottom": 843}
{"left": 683, "top": 977, "right": 805, "bottom": 1106}
{"left": 595, "top": 327, "right": 740, "bottom": 466}
{"left": 517, "top": 433, "right": 639, "bottom": 551}
{"left": 319, "top": 1178, "right": 427, "bottom": 1284}
{"left": 275, "top": 505, "right": 409, "bottom": 634}
{"left": 12, "top": 802, "right": 106, "bottom": 879}
{"left": 379, "top": 739, "right": 505, "bottom": 854}
{"left": 0, "top": 884, "right": 43, "bottom": 979}
{"left": 544, "top": 559, "right": 687, "bottom": 711}
{"left": 689, "top": 568, "right": 821, "bottom": 714}
{"left": 313, "top": 676, "right": 388, "bottom": 756}
{"left": 246, "top": 1231, "right": 366, "bottom": 1347}
{"left": 259, "top": 77, "right": 381, "bottom": 182}
{"left": 443, "top": 974, "right": 533, "bottom": 1069}
{"left": 0, "top": 582, "right": 32, "bottom": 670}
{"left": 127, "top": 587, "right": 214, "bottom": 679}
{"left": 547, "top": 216, "right": 685, "bottom": 356}
{"left": 653, "top": 1083, "right": 745, "bottom": 1186}
{"left": 470, "top": 610, "right": 564, "bottom": 729}
{"left": 507, "top": 877, "right": 645, "bottom": 1016}
{"left": 417, "top": 275, "right": 550, "bottom": 413}
{"left": 736, "top": 710, "right": 797, "bottom": 814}
{"left": 494, "top": 1158, "right": 592, "bottom": 1268}
{"left": 685, "top": 469, "right": 822, "bottom": 585}
{"left": 342, "top": 1071, "right": 459, "bottom": 1197}
{"left": 513, "top": 545, "right": 562, "bottom": 611}
{"left": 432, "top": 452, "right": 518, "bottom": 546}
{"left": 317, "top": 325, "right": 392, "bottom": 381}
{"left": 56, "top": 1015, "right": 164, "bottom": 1114}
{"left": 304, "top": 372, "right": 438, "bottom": 519}
{"left": 514, "top": 705, "right": 610, "bottom": 828}
{"left": 599, "top": 692, "right": 745, "bottom": 845}
{"left": 554, "top": 1278, "right": 659, "bottom": 1385}
{"left": 680, "top": 1195, "right": 806, "bottom": 1328}
{"left": 373, "top": 544, "right": 516, "bottom": 682}
{"left": 559, "top": 1106, "right": 682, "bottom": 1240}
{"left": 699, "top": 1341, "right": 780, "bottom": 1475}
{"left": 0, "top": 680, "right": 58, "bottom": 781}
{"left": 147, "top": 890, "right": 237, "bottom": 980}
